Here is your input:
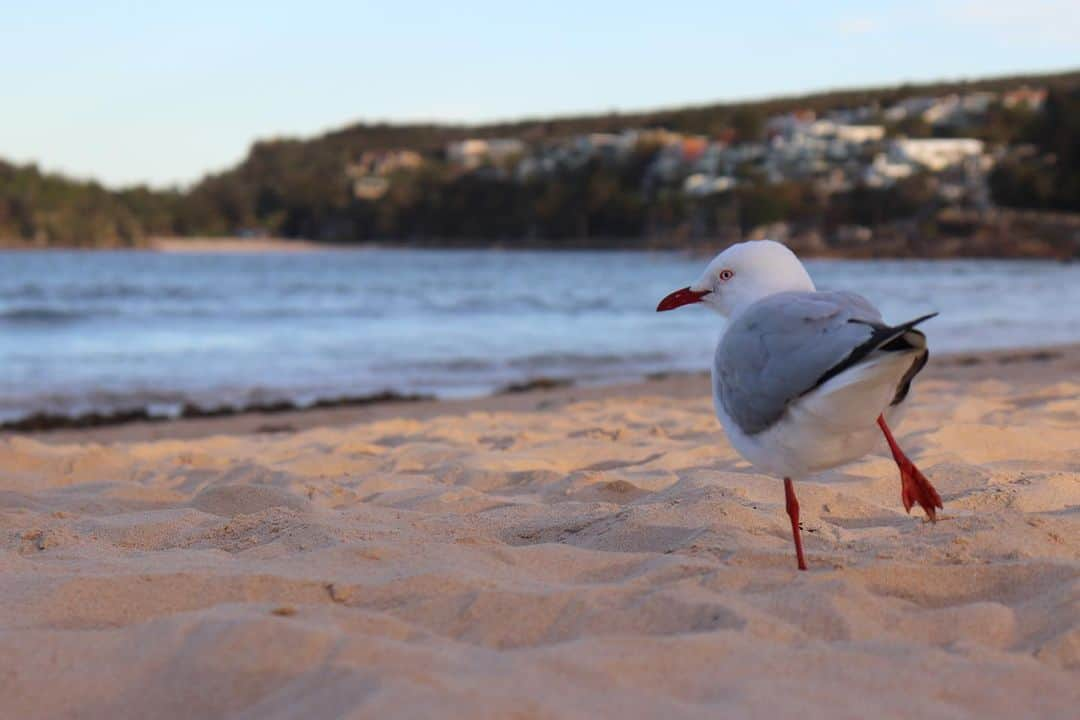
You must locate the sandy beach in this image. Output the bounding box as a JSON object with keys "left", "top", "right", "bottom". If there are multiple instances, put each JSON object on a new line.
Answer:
{"left": 148, "top": 237, "right": 332, "bottom": 253}
{"left": 2, "top": 347, "right": 1077, "bottom": 718}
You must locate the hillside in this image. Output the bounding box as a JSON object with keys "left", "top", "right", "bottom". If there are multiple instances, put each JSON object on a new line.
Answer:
{"left": 2, "top": 68, "right": 1079, "bottom": 254}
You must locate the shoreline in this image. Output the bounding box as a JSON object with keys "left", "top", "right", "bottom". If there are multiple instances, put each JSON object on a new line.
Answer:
{"left": 14, "top": 342, "right": 1079, "bottom": 445}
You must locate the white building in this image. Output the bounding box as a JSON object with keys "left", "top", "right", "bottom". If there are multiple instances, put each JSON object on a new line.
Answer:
{"left": 683, "top": 173, "right": 736, "bottom": 197}
{"left": 347, "top": 150, "right": 423, "bottom": 178}
{"left": 351, "top": 176, "right": 390, "bottom": 200}
{"left": 650, "top": 143, "right": 685, "bottom": 182}
{"left": 891, "top": 138, "right": 984, "bottom": 172}
{"left": 920, "top": 92, "right": 996, "bottom": 126}
{"left": 831, "top": 124, "right": 885, "bottom": 144}
{"left": 961, "top": 92, "right": 996, "bottom": 114}
{"left": 921, "top": 96, "right": 961, "bottom": 126}
{"left": 765, "top": 111, "right": 817, "bottom": 139}
{"left": 1002, "top": 86, "right": 1047, "bottom": 110}
{"left": 803, "top": 121, "right": 884, "bottom": 144}
{"left": 825, "top": 105, "right": 878, "bottom": 125}
{"left": 883, "top": 96, "right": 937, "bottom": 122}
{"left": 579, "top": 132, "right": 636, "bottom": 159}
{"left": 446, "top": 138, "right": 525, "bottom": 168}
{"left": 862, "top": 154, "right": 915, "bottom": 187}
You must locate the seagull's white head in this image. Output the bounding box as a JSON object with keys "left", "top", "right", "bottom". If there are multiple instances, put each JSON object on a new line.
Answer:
{"left": 656, "top": 240, "right": 815, "bottom": 318}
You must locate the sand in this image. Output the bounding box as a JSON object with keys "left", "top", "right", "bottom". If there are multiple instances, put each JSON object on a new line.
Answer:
{"left": 1, "top": 350, "right": 1078, "bottom": 718}
{"left": 149, "top": 237, "right": 330, "bottom": 253}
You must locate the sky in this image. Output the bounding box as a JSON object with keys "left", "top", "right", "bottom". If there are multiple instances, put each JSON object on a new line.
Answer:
{"left": 2, "top": 0, "right": 1078, "bottom": 188}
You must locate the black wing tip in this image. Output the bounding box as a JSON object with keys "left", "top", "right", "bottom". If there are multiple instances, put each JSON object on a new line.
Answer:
{"left": 849, "top": 312, "right": 938, "bottom": 330}
{"left": 907, "top": 312, "right": 939, "bottom": 327}
{"left": 882, "top": 312, "right": 938, "bottom": 337}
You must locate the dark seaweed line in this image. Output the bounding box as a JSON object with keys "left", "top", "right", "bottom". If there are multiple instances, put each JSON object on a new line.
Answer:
{"left": 0, "top": 391, "right": 435, "bottom": 433}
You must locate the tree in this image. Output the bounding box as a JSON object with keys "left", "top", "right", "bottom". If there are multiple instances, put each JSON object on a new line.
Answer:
{"left": 991, "top": 87, "right": 1080, "bottom": 211}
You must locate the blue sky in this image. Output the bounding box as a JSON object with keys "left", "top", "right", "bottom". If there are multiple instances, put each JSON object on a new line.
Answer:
{"left": 3, "top": 0, "right": 1077, "bottom": 188}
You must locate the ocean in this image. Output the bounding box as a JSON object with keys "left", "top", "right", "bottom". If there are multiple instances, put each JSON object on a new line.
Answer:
{"left": 1, "top": 248, "right": 1077, "bottom": 423}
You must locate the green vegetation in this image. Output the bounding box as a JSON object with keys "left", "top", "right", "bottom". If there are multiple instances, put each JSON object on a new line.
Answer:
{"left": 990, "top": 88, "right": 1080, "bottom": 211}
{"left": 0, "top": 162, "right": 163, "bottom": 247}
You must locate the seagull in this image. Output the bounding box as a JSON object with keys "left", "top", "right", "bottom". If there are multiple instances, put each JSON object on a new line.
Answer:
{"left": 656, "top": 240, "right": 942, "bottom": 570}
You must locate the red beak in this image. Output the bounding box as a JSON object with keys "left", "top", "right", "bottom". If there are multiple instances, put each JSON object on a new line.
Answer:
{"left": 656, "top": 287, "right": 710, "bottom": 312}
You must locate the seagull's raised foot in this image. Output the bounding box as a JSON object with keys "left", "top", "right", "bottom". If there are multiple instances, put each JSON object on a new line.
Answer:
{"left": 877, "top": 414, "right": 943, "bottom": 521}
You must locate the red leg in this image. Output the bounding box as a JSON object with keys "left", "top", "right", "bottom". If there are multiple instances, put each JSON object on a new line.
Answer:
{"left": 784, "top": 477, "right": 808, "bottom": 571}
{"left": 877, "top": 414, "right": 943, "bottom": 521}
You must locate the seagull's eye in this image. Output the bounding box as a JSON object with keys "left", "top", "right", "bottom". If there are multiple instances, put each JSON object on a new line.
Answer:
{"left": 718, "top": 269, "right": 735, "bottom": 281}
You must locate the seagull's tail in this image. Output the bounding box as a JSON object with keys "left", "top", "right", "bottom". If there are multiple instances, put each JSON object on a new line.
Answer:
{"left": 879, "top": 312, "right": 937, "bottom": 406}
{"left": 879, "top": 312, "right": 938, "bottom": 353}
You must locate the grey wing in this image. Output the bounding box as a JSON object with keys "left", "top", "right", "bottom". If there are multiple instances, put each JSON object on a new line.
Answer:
{"left": 714, "top": 291, "right": 884, "bottom": 436}
{"left": 828, "top": 290, "right": 882, "bottom": 321}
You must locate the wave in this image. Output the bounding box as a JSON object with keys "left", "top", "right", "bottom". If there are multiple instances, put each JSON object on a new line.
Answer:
{"left": 507, "top": 350, "right": 671, "bottom": 371}
{"left": 0, "top": 290, "right": 612, "bottom": 324}
{"left": 368, "top": 358, "right": 497, "bottom": 373}
{"left": 367, "top": 351, "right": 676, "bottom": 377}
{"left": 0, "top": 304, "right": 393, "bottom": 324}
{"left": 0, "top": 284, "right": 209, "bottom": 302}
{"left": 0, "top": 307, "right": 96, "bottom": 325}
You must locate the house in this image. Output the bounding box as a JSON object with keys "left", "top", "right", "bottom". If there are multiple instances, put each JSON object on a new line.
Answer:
{"left": 831, "top": 124, "right": 885, "bottom": 144}
{"left": 921, "top": 95, "right": 961, "bottom": 126}
{"left": 446, "top": 139, "right": 490, "bottom": 168}
{"left": 683, "top": 173, "right": 736, "bottom": 197}
{"left": 633, "top": 128, "right": 685, "bottom": 152}
{"left": 351, "top": 176, "right": 390, "bottom": 200}
{"left": 767, "top": 129, "right": 830, "bottom": 176}
{"left": 650, "top": 143, "right": 686, "bottom": 182}
{"left": 919, "top": 92, "right": 997, "bottom": 127}
{"left": 694, "top": 142, "right": 729, "bottom": 176}
{"left": 344, "top": 150, "right": 423, "bottom": 200}
{"left": 348, "top": 150, "right": 423, "bottom": 178}
{"left": 562, "top": 133, "right": 637, "bottom": 166}
{"left": 680, "top": 136, "right": 709, "bottom": 164}
{"left": 487, "top": 139, "right": 527, "bottom": 162}
{"left": 806, "top": 120, "right": 838, "bottom": 137}
{"left": 862, "top": 153, "right": 915, "bottom": 187}
{"left": 825, "top": 105, "right": 878, "bottom": 125}
{"left": 891, "top": 138, "right": 984, "bottom": 172}
{"left": 815, "top": 167, "right": 853, "bottom": 194}
{"left": 1003, "top": 86, "right": 1047, "bottom": 110}
{"left": 765, "top": 110, "right": 816, "bottom": 140}
{"left": 802, "top": 123, "right": 884, "bottom": 162}
{"left": 883, "top": 96, "right": 936, "bottom": 122}
{"left": 446, "top": 138, "right": 525, "bottom": 169}
{"left": 961, "top": 92, "right": 996, "bottom": 114}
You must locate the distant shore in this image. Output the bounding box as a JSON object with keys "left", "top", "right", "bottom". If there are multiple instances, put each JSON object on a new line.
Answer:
{"left": 2, "top": 228, "right": 1077, "bottom": 259}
